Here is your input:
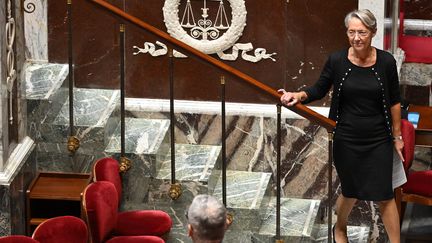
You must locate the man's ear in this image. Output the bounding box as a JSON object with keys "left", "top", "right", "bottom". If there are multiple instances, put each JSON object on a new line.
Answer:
{"left": 188, "top": 224, "right": 193, "bottom": 237}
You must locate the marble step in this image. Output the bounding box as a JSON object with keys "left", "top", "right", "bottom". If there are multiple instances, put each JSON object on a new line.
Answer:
{"left": 52, "top": 88, "right": 120, "bottom": 128}
{"left": 35, "top": 88, "right": 119, "bottom": 148}
{"left": 255, "top": 197, "right": 321, "bottom": 242}
{"left": 143, "top": 144, "right": 222, "bottom": 207}
{"left": 35, "top": 151, "right": 95, "bottom": 174}
{"left": 102, "top": 117, "right": 172, "bottom": 205}
{"left": 211, "top": 170, "right": 272, "bottom": 232}
{"left": 25, "top": 62, "right": 68, "bottom": 101}
{"left": 104, "top": 118, "right": 171, "bottom": 178}
{"left": 312, "top": 224, "right": 370, "bottom": 243}
{"left": 156, "top": 144, "right": 221, "bottom": 183}
{"left": 105, "top": 118, "right": 170, "bottom": 155}
{"left": 26, "top": 63, "right": 69, "bottom": 139}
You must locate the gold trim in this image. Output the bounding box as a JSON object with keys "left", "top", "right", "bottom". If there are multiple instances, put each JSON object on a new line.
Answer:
{"left": 67, "top": 0, "right": 72, "bottom": 5}
{"left": 220, "top": 76, "right": 225, "bottom": 85}
{"left": 67, "top": 136, "right": 80, "bottom": 154}
{"left": 119, "top": 156, "right": 131, "bottom": 172}
{"left": 169, "top": 183, "right": 182, "bottom": 200}
{"left": 120, "top": 24, "right": 125, "bottom": 32}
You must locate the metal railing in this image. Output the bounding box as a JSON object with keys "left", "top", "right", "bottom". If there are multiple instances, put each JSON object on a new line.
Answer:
{"left": 69, "top": 1, "right": 339, "bottom": 241}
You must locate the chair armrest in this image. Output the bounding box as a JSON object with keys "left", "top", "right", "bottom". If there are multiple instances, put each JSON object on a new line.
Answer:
{"left": 114, "top": 210, "right": 172, "bottom": 236}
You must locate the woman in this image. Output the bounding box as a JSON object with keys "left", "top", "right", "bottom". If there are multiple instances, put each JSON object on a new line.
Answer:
{"left": 279, "top": 9, "right": 403, "bottom": 243}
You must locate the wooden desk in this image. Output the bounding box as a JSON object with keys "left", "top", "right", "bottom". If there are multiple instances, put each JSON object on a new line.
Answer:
{"left": 26, "top": 172, "right": 91, "bottom": 235}
{"left": 408, "top": 104, "right": 432, "bottom": 147}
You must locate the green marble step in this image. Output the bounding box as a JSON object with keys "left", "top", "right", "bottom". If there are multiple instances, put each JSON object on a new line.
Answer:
{"left": 211, "top": 170, "right": 272, "bottom": 231}
{"left": 123, "top": 143, "right": 221, "bottom": 207}
{"left": 25, "top": 63, "right": 68, "bottom": 100}
{"left": 255, "top": 197, "right": 321, "bottom": 242}
{"left": 37, "top": 88, "right": 119, "bottom": 146}
{"left": 53, "top": 88, "right": 120, "bottom": 128}
{"left": 105, "top": 118, "right": 170, "bottom": 154}
{"left": 26, "top": 63, "right": 70, "bottom": 144}
{"left": 156, "top": 144, "right": 221, "bottom": 182}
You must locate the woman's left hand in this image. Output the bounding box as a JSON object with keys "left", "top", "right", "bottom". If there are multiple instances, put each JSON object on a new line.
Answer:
{"left": 394, "top": 139, "right": 404, "bottom": 162}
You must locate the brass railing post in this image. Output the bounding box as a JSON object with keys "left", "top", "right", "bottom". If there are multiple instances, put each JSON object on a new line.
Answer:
{"left": 168, "top": 49, "right": 182, "bottom": 200}
{"left": 118, "top": 23, "right": 131, "bottom": 172}
{"left": 220, "top": 75, "right": 234, "bottom": 227}
{"left": 67, "top": 0, "right": 79, "bottom": 154}
{"left": 220, "top": 76, "right": 227, "bottom": 206}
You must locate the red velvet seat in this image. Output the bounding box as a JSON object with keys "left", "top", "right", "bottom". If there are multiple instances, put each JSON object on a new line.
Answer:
{"left": 93, "top": 157, "right": 123, "bottom": 202}
{"left": 92, "top": 157, "right": 173, "bottom": 233}
{"left": 31, "top": 216, "right": 87, "bottom": 243}
{"left": 0, "top": 236, "right": 39, "bottom": 243}
{"left": 395, "top": 119, "right": 432, "bottom": 223}
{"left": 83, "top": 181, "right": 171, "bottom": 243}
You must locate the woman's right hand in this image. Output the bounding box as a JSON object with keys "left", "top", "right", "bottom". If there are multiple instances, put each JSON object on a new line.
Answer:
{"left": 278, "top": 89, "right": 306, "bottom": 106}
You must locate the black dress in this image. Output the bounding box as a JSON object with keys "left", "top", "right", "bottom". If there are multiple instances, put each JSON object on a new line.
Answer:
{"left": 333, "top": 63, "right": 394, "bottom": 201}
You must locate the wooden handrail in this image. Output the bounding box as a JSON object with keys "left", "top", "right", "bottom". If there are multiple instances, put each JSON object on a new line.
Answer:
{"left": 90, "top": 0, "right": 336, "bottom": 131}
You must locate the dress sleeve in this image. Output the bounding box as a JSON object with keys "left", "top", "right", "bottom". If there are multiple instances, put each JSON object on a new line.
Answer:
{"left": 387, "top": 56, "right": 401, "bottom": 106}
{"left": 302, "top": 55, "right": 334, "bottom": 104}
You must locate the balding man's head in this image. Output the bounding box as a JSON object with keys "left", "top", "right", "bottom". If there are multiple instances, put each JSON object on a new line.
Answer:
{"left": 187, "top": 195, "right": 227, "bottom": 243}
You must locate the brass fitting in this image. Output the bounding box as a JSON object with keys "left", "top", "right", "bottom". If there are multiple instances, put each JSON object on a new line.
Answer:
{"left": 169, "top": 183, "right": 182, "bottom": 200}
{"left": 67, "top": 136, "right": 80, "bottom": 154}
{"left": 119, "top": 156, "right": 131, "bottom": 172}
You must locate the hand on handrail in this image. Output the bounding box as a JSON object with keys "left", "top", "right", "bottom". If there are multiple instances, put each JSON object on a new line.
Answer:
{"left": 278, "top": 89, "right": 307, "bottom": 107}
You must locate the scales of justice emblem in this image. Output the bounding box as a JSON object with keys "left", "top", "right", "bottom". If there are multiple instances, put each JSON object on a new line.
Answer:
{"left": 133, "top": 0, "right": 276, "bottom": 63}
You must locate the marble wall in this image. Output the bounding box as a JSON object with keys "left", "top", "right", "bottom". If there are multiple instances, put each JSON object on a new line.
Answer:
{"left": 24, "top": 0, "right": 48, "bottom": 61}
{"left": 0, "top": 0, "right": 39, "bottom": 237}
{"left": 0, "top": 137, "right": 36, "bottom": 236}
{"left": 1, "top": 0, "right": 28, "bottom": 170}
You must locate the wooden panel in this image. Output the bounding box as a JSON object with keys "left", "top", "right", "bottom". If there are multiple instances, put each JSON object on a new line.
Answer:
{"left": 48, "top": 0, "right": 357, "bottom": 104}
{"left": 26, "top": 172, "right": 91, "bottom": 235}
{"left": 28, "top": 173, "right": 90, "bottom": 200}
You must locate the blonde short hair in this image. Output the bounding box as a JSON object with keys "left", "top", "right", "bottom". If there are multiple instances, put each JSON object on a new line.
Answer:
{"left": 344, "top": 9, "right": 377, "bottom": 33}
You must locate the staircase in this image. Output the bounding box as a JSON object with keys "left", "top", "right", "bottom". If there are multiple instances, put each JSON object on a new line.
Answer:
{"left": 25, "top": 62, "right": 370, "bottom": 242}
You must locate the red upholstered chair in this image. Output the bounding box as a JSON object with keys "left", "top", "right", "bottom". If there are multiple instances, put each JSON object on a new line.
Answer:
{"left": 395, "top": 119, "right": 432, "bottom": 223}
{"left": 92, "top": 157, "right": 123, "bottom": 203}
{"left": 92, "top": 157, "right": 173, "bottom": 240}
{"left": 31, "top": 216, "right": 87, "bottom": 243}
{"left": 83, "top": 181, "right": 171, "bottom": 243}
{"left": 0, "top": 236, "right": 39, "bottom": 243}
